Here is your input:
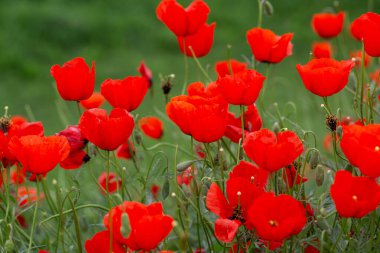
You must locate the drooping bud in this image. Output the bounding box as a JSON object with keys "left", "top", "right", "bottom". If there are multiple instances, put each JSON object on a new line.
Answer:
{"left": 263, "top": 0, "right": 274, "bottom": 16}
{"left": 316, "top": 165, "right": 325, "bottom": 186}
{"left": 120, "top": 212, "right": 131, "bottom": 239}
{"left": 272, "top": 122, "right": 280, "bottom": 134}
{"left": 309, "top": 150, "right": 320, "bottom": 170}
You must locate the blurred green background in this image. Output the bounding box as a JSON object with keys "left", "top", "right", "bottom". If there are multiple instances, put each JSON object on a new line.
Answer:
{"left": 0, "top": 0, "right": 377, "bottom": 138}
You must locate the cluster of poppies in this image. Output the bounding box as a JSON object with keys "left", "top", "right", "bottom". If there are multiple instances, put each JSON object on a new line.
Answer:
{"left": 1, "top": 0, "right": 380, "bottom": 252}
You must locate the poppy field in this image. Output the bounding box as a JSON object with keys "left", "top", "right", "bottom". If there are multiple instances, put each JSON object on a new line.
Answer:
{"left": 1, "top": 0, "right": 380, "bottom": 252}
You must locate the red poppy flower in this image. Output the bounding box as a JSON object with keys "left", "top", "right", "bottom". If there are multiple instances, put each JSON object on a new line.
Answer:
{"left": 224, "top": 105, "right": 262, "bottom": 143}
{"left": 51, "top": 57, "right": 95, "bottom": 101}
{"left": 311, "top": 12, "right": 345, "bottom": 38}
{"left": 85, "top": 230, "right": 125, "bottom": 253}
{"left": 330, "top": 170, "right": 380, "bottom": 218}
{"left": 215, "top": 59, "right": 248, "bottom": 78}
{"left": 370, "top": 69, "right": 380, "bottom": 86}
{"left": 103, "top": 201, "right": 174, "bottom": 251}
{"left": 282, "top": 164, "right": 308, "bottom": 188}
{"left": 177, "top": 166, "right": 195, "bottom": 186}
{"left": 186, "top": 81, "right": 220, "bottom": 98}
{"left": 340, "top": 124, "right": 380, "bottom": 178}
{"left": 138, "top": 61, "right": 153, "bottom": 88}
{"left": 101, "top": 76, "right": 149, "bottom": 112}
{"left": 9, "top": 135, "right": 70, "bottom": 175}
{"left": 195, "top": 144, "right": 205, "bottom": 158}
{"left": 243, "top": 129, "right": 303, "bottom": 172}
{"left": 79, "top": 108, "right": 134, "bottom": 151}
{"left": 17, "top": 186, "right": 44, "bottom": 207}
{"left": 151, "top": 184, "right": 160, "bottom": 199}
{"left": 16, "top": 214, "right": 28, "bottom": 228}
{"left": 177, "top": 22, "right": 215, "bottom": 58}
{"left": 98, "top": 171, "right": 122, "bottom": 194}
{"left": 116, "top": 140, "right": 135, "bottom": 160}
{"left": 138, "top": 117, "right": 164, "bottom": 139}
{"left": 312, "top": 42, "right": 332, "bottom": 59}
{"left": 246, "top": 27, "right": 293, "bottom": 63}
{"left": 216, "top": 69, "right": 265, "bottom": 106}
{"left": 80, "top": 92, "right": 105, "bottom": 110}
{"left": 166, "top": 83, "right": 228, "bottom": 143}
{"left": 350, "top": 51, "right": 371, "bottom": 68}
{"left": 296, "top": 58, "right": 354, "bottom": 97}
{"left": 11, "top": 115, "right": 28, "bottom": 126}
{"left": 206, "top": 161, "right": 268, "bottom": 242}
{"left": 59, "top": 149, "right": 89, "bottom": 170}
{"left": 156, "top": 0, "right": 210, "bottom": 37}
{"left": 245, "top": 192, "right": 307, "bottom": 244}
{"left": 350, "top": 12, "right": 380, "bottom": 57}
{"left": 56, "top": 125, "right": 86, "bottom": 153}
{"left": 10, "top": 166, "right": 25, "bottom": 185}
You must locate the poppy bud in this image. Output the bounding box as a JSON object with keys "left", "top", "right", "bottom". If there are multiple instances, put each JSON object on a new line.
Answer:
{"left": 177, "top": 160, "right": 197, "bottom": 172}
{"left": 134, "top": 131, "right": 142, "bottom": 145}
{"left": 272, "top": 122, "right": 280, "bottom": 134}
{"left": 315, "top": 218, "right": 331, "bottom": 234}
{"left": 4, "top": 239, "right": 14, "bottom": 252}
{"left": 309, "top": 150, "right": 320, "bottom": 170}
{"left": 315, "top": 165, "right": 324, "bottom": 186}
{"left": 263, "top": 1, "right": 274, "bottom": 16}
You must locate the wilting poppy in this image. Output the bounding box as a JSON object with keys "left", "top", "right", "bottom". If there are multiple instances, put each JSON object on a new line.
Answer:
{"left": 296, "top": 58, "right": 354, "bottom": 97}
{"left": 138, "top": 116, "right": 164, "bottom": 139}
{"left": 206, "top": 161, "right": 269, "bottom": 242}
{"left": 80, "top": 92, "right": 105, "bottom": 110}
{"left": 116, "top": 140, "right": 135, "bottom": 160}
{"left": 216, "top": 69, "right": 265, "bottom": 105}
{"left": 9, "top": 135, "right": 70, "bottom": 175}
{"left": 156, "top": 0, "right": 210, "bottom": 37}
{"left": 350, "top": 12, "right": 380, "bottom": 57}
{"left": 103, "top": 201, "right": 174, "bottom": 251}
{"left": 312, "top": 42, "right": 332, "bottom": 59}
{"left": 138, "top": 61, "right": 153, "bottom": 88}
{"left": 79, "top": 108, "right": 134, "bottom": 151}
{"left": 330, "top": 170, "right": 380, "bottom": 218}
{"left": 246, "top": 27, "right": 293, "bottom": 63}
{"left": 350, "top": 51, "right": 371, "bottom": 68}
{"left": 85, "top": 230, "right": 125, "bottom": 253}
{"left": 215, "top": 59, "right": 248, "bottom": 78}
{"left": 340, "top": 124, "right": 380, "bottom": 178}
{"left": 245, "top": 192, "right": 307, "bottom": 244}
{"left": 166, "top": 84, "right": 228, "bottom": 143}
{"left": 98, "top": 171, "right": 122, "bottom": 194}
{"left": 101, "top": 76, "right": 149, "bottom": 112}
{"left": 282, "top": 164, "right": 308, "bottom": 188}
{"left": 177, "top": 22, "right": 215, "bottom": 58}
{"left": 51, "top": 57, "right": 95, "bottom": 101}
{"left": 311, "top": 12, "right": 345, "bottom": 38}
{"left": 243, "top": 129, "right": 304, "bottom": 172}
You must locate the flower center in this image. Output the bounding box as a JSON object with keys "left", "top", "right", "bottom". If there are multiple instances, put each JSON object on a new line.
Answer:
{"left": 352, "top": 195, "right": 358, "bottom": 201}
{"left": 228, "top": 206, "right": 245, "bottom": 223}
{"left": 268, "top": 220, "right": 279, "bottom": 227}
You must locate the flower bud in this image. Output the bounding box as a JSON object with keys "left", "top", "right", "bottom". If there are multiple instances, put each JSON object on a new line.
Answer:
{"left": 309, "top": 150, "right": 320, "bottom": 170}
{"left": 263, "top": 1, "right": 274, "bottom": 16}
{"left": 272, "top": 122, "right": 280, "bottom": 134}
{"left": 120, "top": 212, "right": 131, "bottom": 239}
{"left": 316, "top": 165, "right": 325, "bottom": 186}
{"left": 5, "top": 238, "right": 14, "bottom": 252}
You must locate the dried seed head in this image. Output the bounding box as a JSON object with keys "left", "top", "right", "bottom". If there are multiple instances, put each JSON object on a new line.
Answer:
{"left": 325, "top": 115, "right": 338, "bottom": 132}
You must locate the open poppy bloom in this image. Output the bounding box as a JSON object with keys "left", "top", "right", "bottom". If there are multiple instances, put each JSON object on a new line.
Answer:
{"left": 224, "top": 105, "right": 262, "bottom": 143}
{"left": 282, "top": 164, "right": 308, "bottom": 188}
{"left": 246, "top": 27, "right": 293, "bottom": 63}
{"left": 85, "top": 230, "right": 125, "bottom": 253}
{"left": 177, "top": 166, "right": 196, "bottom": 186}
{"left": 245, "top": 192, "right": 307, "bottom": 245}
{"left": 79, "top": 108, "right": 134, "bottom": 151}
{"left": 80, "top": 92, "right": 105, "bottom": 110}
{"left": 138, "top": 61, "right": 153, "bottom": 88}
{"left": 156, "top": 0, "right": 210, "bottom": 37}
{"left": 296, "top": 58, "right": 355, "bottom": 97}
{"left": 51, "top": 57, "right": 95, "bottom": 101}
{"left": 215, "top": 59, "right": 248, "bottom": 78}
{"left": 101, "top": 76, "right": 149, "bottom": 112}
{"left": 98, "top": 171, "right": 122, "bottom": 194}
{"left": 311, "top": 12, "right": 345, "bottom": 38}
{"left": 243, "top": 129, "right": 304, "bottom": 172}
{"left": 166, "top": 82, "right": 228, "bottom": 143}
{"left": 350, "top": 12, "right": 380, "bottom": 57}
{"left": 8, "top": 135, "right": 70, "bottom": 175}
{"left": 116, "top": 140, "right": 135, "bottom": 160}
{"left": 340, "top": 124, "right": 380, "bottom": 178}
{"left": 216, "top": 69, "right": 265, "bottom": 105}
{"left": 177, "top": 22, "right": 216, "bottom": 58}
{"left": 312, "top": 42, "right": 332, "bottom": 59}
{"left": 103, "top": 201, "right": 174, "bottom": 251}
{"left": 330, "top": 170, "right": 380, "bottom": 218}
{"left": 206, "top": 161, "right": 269, "bottom": 242}
{"left": 138, "top": 116, "right": 164, "bottom": 139}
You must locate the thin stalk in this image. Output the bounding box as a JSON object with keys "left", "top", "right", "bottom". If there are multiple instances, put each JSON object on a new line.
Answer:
{"left": 67, "top": 193, "right": 83, "bottom": 253}
{"left": 181, "top": 39, "right": 189, "bottom": 95}
{"left": 188, "top": 47, "right": 213, "bottom": 83}
{"left": 27, "top": 179, "right": 40, "bottom": 253}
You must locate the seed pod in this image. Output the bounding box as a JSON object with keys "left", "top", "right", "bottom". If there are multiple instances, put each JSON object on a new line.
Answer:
{"left": 176, "top": 160, "right": 196, "bottom": 172}
{"left": 316, "top": 165, "right": 325, "bottom": 186}
{"left": 272, "top": 122, "right": 280, "bottom": 134}
{"left": 120, "top": 212, "right": 131, "bottom": 239}
{"left": 309, "top": 150, "right": 320, "bottom": 170}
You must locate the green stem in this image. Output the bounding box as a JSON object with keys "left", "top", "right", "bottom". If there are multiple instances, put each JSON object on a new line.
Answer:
{"left": 257, "top": 0, "right": 263, "bottom": 28}
{"left": 359, "top": 41, "right": 365, "bottom": 124}
{"left": 240, "top": 105, "right": 245, "bottom": 143}
{"left": 181, "top": 39, "right": 189, "bottom": 95}
{"left": 27, "top": 179, "right": 39, "bottom": 253}
{"left": 67, "top": 193, "right": 83, "bottom": 253}
{"left": 188, "top": 46, "right": 213, "bottom": 83}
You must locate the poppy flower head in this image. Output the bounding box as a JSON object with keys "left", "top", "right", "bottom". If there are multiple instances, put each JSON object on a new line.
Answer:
{"left": 80, "top": 92, "right": 105, "bottom": 110}
{"left": 59, "top": 149, "right": 89, "bottom": 170}
{"left": 296, "top": 58, "right": 355, "bottom": 97}
{"left": 177, "top": 166, "right": 195, "bottom": 186}
{"left": 101, "top": 76, "right": 149, "bottom": 112}
{"left": 216, "top": 69, "right": 266, "bottom": 105}
{"left": 51, "top": 57, "right": 95, "bottom": 101}
{"left": 243, "top": 129, "right": 304, "bottom": 172}
{"left": 156, "top": 0, "right": 210, "bottom": 37}
{"left": 98, "top": 171, "right": 122, "bottom": 194}
{"left": 246, "top": 27, "right": 293, "bottom": 63}
{"left": 138, "top": 116, "right": 164, "bottom": 139}
{"left": 85, "top": 230, "right": 125, "bottom": 253}
{"left": 282, "top": 164, "right": 308, "bottom": 188}
{"left": 56, "top": 125, "right": 86, "bottom": 152}
{"left": 138, "top": 61, "right": 153, "bottom": 87}
{"left": 116, "top": 140, "right": 135, "bottom": 160}
{"left": 330, "top": 170, "right": 380, "bottom": 218}
{"left": 215, "top": 59, "right": 248, "bottom": 78}
{"left": 340, "top": 124, "right": 380, "bottom": 178}
{"left": 17, "top": 186, "right": 44, "bottom": 207}
{"left": 177, "top": 22, "right": 216, "bottom": 58}
{"left": 311, "top": 12, "right": 345, "bottom": 38}
{"left": 8, "top": 135, "right": 70, "bottom": 175}
{"left": 79, "top": 108, "right": 135, "bottom": 151}
{"left": 245, "top": 192, "right": 307, "bottom": 243}
{"left": 312, "top": 42, "right": 332, "bottom": 59}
